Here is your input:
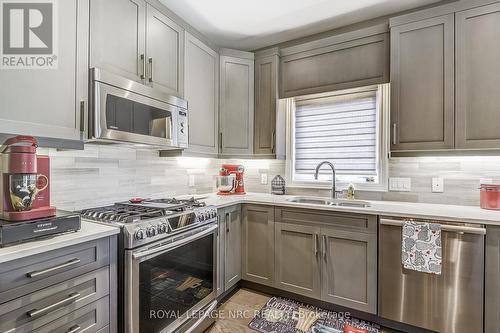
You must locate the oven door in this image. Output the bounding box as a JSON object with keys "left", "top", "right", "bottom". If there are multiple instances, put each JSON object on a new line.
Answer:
{"left": 125, "top": 224, "right": 218, "bottom": 333}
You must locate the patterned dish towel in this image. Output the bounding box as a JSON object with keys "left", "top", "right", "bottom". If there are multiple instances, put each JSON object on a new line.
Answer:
{"left": 402, "top": 220, "right": 442, "bottom": 275}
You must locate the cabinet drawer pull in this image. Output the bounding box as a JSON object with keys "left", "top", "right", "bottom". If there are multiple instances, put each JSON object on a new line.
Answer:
{"left": 323, "top": 235, "right": 328, "bottom": 260}
{"left": 27, "top": 258, "right": 81, "bottom": 278}
{"left": 271, "top": 130, "right": 276, "bottom": 154}
{"left": 27, "top": 292, "right": 81, "bottom": 318}
{"left": 314, "top": 234, "right": 318, "bottom": 256}
{"left": 226, "top": 213, "right": 230, "bottom": 233}
{"left": 68, "top": 325, "right": 81, "bottom": 333}
{"left": 148, "top": 58, "right": 153, "bottom": 83}
{"left": 140, "top": 54, "right": 146, "bottom": 80}
{"left": 79, "top": 101, "right": 85, "bottom": 132}
{"left": 392, "top": 124, "right": 397, "bottom": 145}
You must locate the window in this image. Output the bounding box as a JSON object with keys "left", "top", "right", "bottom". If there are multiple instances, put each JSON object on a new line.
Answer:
{"left": 286, "top": 84, "right": 389, "bottom": 191}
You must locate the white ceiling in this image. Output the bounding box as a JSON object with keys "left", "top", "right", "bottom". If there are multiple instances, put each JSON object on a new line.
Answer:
{"left": 159, "top": 0, "right": 444, "bottom": 51}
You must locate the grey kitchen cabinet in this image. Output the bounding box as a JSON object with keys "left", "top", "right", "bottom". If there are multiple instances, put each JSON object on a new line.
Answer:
{"left": 390, "top": 14, "right": 455, "bottom": 151}
{"left": 486, "top": 225, "right": 500, "bottom": 333}
{"left": 0, "top": 235, "right": 117, "bottom": 333}
{"left": 280, "top": 25, "right": 389, "bottom": 98}
{"left": 241, "top": 205, "right": 275, "bottom": 286}
{"left": 219, "top": 205, "right": 242, "bottom": 292}
{"left": 254, "top": 49, "right": 279, "bottom": 157}
{"left": 90, "top": 0, "right": 146, "bottom": 83}
{"left": 455, "top": 2, "right": 500, "bottom": 149}
{"left": 275, "top": 222, "right": 322, "bottom": 299}
{"left": 0, "top": 0, "right": 88, "bottom": 144}
{"left": 184, "top": 32, "right": 219, "bottom": 155}
{"left": 146, "top": 4, "right": 184, "bottom": 96}
{"left": 90, "top": 0, "right": 184, "bottom": 96}
{"left": 274, "top": 207, "right": 377, "bottom": 313}
{"left": 321, "top": 227, "right": 377, "bottom": 314}
{"left": 219, "top": 49, "right": 255, "bottom": 156}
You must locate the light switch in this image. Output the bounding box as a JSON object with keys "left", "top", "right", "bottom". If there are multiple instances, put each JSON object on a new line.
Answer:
{"left": 432, "top": 177, "right": 444, "bottom": 193}
{"left": 260, "top": 173, "right": 268, "bottom": 185}
{"left": 389, "top": 177, "right": 411, "bottom": 192}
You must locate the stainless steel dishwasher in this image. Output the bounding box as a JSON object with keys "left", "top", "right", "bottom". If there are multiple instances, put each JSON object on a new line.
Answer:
{"left": 378, "top": 217, "right": 485, "bottom": 333}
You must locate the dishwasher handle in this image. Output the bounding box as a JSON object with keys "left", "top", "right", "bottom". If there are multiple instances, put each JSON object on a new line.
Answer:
{"left": 380, "top": 218, "right": 486, "bottom": 235}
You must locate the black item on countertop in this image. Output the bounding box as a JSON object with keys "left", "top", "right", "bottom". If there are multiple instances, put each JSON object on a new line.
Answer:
{"left": 0, "top": 211, "right": 81, "bottom": 247}
{"left": 271, "top": 175, "right": 286, "bottom": 195}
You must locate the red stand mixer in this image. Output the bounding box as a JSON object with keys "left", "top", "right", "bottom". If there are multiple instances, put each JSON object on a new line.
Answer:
{"left": 216, "top": 164, "right": 246, "bottom": 195}
{"left": 0, "top": 136, "right": 56, "bottom": 221}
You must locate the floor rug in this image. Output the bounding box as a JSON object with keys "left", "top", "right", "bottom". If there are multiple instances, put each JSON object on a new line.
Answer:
{"left": 249, "top": 297, "right": 380, "bottom": 333}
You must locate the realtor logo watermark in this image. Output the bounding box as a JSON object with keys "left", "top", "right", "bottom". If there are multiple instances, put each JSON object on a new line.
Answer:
{"left": 0, "top": 0, "right": 58, "bottom": 69}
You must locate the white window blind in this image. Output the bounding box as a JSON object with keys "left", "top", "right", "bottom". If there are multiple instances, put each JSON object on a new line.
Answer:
{"left": 294, "top": 90, "right": 378, "bottom": 179}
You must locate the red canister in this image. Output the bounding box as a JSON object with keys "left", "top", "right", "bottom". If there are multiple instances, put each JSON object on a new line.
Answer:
{"left": 480, "top": 184, "right": 500, "bottom": 210}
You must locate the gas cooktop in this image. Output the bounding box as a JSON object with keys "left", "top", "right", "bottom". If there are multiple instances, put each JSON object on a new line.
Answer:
{"left": 81, "top": 197, "right": 216, "bottom": 249}
{"left": 81, "top": 197, "right": 207, "bottom": 224}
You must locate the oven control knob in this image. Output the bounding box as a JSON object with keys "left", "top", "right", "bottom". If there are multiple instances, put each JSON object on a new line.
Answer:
{"left": 158, "top": 223, "right": 168, "bottom": 234}
{"left": 134, "top": 229, "right": 146, "bottom": 240}
{"left": 146, "top": 226, "right": 158, "bottom": 237}
{"left": 198, "top": 214, "right": 205, "bottom": 222}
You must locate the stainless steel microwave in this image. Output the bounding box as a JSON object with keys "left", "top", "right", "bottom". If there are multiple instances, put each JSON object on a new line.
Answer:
{"left": 89, "top": 68, "right": 188, "bottom": 149}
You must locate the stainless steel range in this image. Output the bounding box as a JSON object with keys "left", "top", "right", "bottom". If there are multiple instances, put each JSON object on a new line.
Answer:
{"left": 82, "top": 197, "right": 218, "bottom": 333}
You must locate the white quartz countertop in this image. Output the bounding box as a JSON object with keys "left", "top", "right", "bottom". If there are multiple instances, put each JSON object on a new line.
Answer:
{"left": 189, "top": 192, "right": 500, "bottom": 225}
{"left": 0, "top": 220, "right": 120, "bottom": 264}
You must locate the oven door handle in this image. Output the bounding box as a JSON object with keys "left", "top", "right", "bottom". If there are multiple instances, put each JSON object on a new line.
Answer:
{"left": 184, "top": 300, "right": 218, "bottom": 333}
{"left": 132, "top": 224, "right": 218, "bottom": 260}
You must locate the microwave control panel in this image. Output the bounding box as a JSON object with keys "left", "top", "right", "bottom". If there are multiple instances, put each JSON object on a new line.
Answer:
{"left": 178, "top": 109, "right": 188, "bottom": 148}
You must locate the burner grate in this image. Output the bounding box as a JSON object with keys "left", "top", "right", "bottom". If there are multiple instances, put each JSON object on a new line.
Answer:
{"left": 81, "top": 205, "right": 168, "bottom": 223}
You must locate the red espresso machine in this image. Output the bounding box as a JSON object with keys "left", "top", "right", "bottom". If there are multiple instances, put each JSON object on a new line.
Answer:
{"left": 216, "top": 164, "right": 246, "bottom": 195}
{"left": 0, "top": 136, "right": 56, "bottom": 221}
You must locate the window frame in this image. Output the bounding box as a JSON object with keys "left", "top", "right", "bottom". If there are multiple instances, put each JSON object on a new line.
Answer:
{"left": 285, "top": 84, "right": 389, "bottom": 192}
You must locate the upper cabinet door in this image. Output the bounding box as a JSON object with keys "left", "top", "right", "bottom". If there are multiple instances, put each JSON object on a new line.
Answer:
{"left": 90, "top": 0, "right": 146, "bottom": 83}
{"left": 219, "top": 53, "right": 254, "bottom": 156}
{"left": 254, "top": 54, "right": 278, "bottom": 156}
{"left": 184, "top": 33, "right": 219, "bottom": 155}
{"left": 0, "top": 0, "right": 88, "bottom": 143}
{"left": 146, "top": 5, "right": 184, "bottom": 97}
{"left": 456, "top": 3, "right": 500, "bottom": 149}
{"left": 390, "top": 14, "right": 455, "bottom": 151}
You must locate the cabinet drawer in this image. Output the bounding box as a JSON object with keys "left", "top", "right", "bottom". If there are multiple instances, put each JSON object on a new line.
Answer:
{"left": 276, "top": 207, "right": 376, "bottom": 233}
{"left": 32, "top": 296, "right": 109, "bottom": 333}
{"left": 0, "top": 238, "right": 109, "bottom": 302}
{"left": 0, "top": 266, "right": 109, "bottom": 332}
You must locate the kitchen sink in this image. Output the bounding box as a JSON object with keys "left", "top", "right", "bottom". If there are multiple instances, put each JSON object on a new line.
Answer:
{"left": 286, "top": 196, "right": 371, "bottom": 208}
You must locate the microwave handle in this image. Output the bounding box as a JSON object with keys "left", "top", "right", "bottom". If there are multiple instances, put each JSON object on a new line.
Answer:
{"left": 132, "top": 224, "right": 218, "bottom": 260}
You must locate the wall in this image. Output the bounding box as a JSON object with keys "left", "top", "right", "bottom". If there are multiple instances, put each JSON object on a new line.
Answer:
{"left": 287, "top": 156, "right": 500, "bottom": 207}
{"left": 43, "top": 144, "right": 499, "bottom": 211}
{"left": 41, "top": 144, "right": 284, "bottom": 211}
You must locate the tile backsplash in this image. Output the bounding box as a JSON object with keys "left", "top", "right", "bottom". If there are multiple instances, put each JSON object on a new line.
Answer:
{"left": 42, "top": 144, "right": 500, "bottom": 211}
{"left": 41, "top": 144, "right": 284, "bottom": 211}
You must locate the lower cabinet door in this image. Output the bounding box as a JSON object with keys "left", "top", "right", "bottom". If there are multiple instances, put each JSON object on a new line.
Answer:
{"left": 321, "top": 227, "right": 377, "bottom": 313}
{"left": 224, "top": 205, "right": 242, "bottom": 291}
{"left": 242, "top": 205, "right": 275, "bottom": 286}
{"left": 275, "top": 222, "right": 321, "bottom": 299}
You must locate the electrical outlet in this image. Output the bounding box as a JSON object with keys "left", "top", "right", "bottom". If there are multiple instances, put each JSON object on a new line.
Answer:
{"left": 188, "top": 175, "right": 195, "bottom": 187}
{"left": 260, "top": 173, "right": 268, "bottom": 185}
{"left": 432, "top": 177, "right": 444, "bottom": 193}
{"left": 389, "top": 177, "right": 411, "bottom": 192}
